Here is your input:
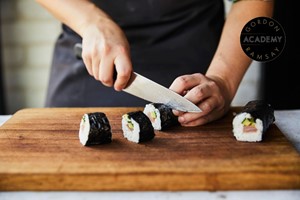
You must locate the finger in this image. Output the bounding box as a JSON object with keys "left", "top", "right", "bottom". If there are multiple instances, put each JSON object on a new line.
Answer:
{"left": 84, "top": 42, "right": 101, "bottom": 78}
{"left": 181, "top": 106, "right": 224, "bottom": 127}
{"left": 169, "top": 73, "right": 204, "bottom": 94}
{"left": 113, "top": 53, "right": 132, "bottom": 91}
{"left": 177, "top": 108, "right": 211, "bottom": 126}
{"left": 183, "top": 83, "right": 213, "bottom": 105}
{"left": 177, "top": 111, "right": 206, "bottom": 125}
{"left": 82, "top": 50, "right": 93, "bottom": 76}
{"left": 91, "top": 55, "right": 101, "bottom": 80}
{"left": 172, "top": 109, "right": 184, "bottom": 116}
{"left": 178, "top": 97, "right": 218, "bottom": 124}
{"left": 99, "top": 56, "right": 115, "bottom": 87}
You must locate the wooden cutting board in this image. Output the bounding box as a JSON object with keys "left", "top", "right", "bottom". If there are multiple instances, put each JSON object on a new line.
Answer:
{"left": 0, "top": 107, "right": 299, "bottom": 191}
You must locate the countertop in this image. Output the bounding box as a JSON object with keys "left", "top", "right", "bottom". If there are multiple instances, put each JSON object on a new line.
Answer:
{"left": 0, "top": 109, "right": 299, "bottom": 200}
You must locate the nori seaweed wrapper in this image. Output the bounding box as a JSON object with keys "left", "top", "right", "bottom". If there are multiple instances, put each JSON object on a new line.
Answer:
{"left": 127, "top": 111, "right": 155, "bottom": 142}
{"left": 241, "top": 100, "right": 275, "bottom": 132}
{"left": 86, "top": 112, "right": 112, "bottom": 145}
{"left": 153, "top": 103, "right": 179, "bottom": 130}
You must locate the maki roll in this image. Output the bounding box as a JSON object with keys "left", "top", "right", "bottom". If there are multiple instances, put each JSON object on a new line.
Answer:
{"left": 232, "top": 100, "right": 275, "bottom": 142}
{"left": 143, "top": 103, "right": 179, "bottom": 130}
{"left": 79, "top": 112, "right": 112, "bottom": 146}
{"left": 122, "top": 111, "right": 155, "bottom": 143}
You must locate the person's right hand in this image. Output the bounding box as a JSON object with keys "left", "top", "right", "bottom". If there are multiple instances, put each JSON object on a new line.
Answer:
{"left": 80, "top": 17, "right": 133, "bottom": 91}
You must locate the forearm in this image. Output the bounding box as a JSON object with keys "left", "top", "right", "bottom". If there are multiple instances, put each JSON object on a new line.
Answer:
{"left": 35, "top": 0, "right": 111, "bottom": 37}
{"left": 205, "top": 1, "right": 274, "bottom": 100}
{"left": 36, "top": 0, "right": 132, "bottom": 91}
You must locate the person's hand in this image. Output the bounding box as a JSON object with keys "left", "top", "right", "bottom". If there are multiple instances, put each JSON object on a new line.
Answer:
{"left": 80, "top": 17, "right": 132, "bottom": 91}
{"left": 169, "top": 73, "right": 232, "bottom": 126}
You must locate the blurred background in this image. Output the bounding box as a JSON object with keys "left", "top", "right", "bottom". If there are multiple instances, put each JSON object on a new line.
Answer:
{"left": 0, "top": 0, "right": 297, "bottom": 114}
{"left": 1, "top": 0, "right": 61, "bottom": 114}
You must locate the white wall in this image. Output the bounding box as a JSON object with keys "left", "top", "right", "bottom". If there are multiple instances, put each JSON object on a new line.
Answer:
{"left": 1, "top": 0, "right": 261, "bottom": 114}
{"left": 231, "top": 61, "right": 261, "bottom": 106}
{"left": 1, "top": 0, "right": 61, "bottom": 114}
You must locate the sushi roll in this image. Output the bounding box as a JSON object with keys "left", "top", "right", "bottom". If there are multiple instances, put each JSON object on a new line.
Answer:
{"left": 79, "top": 112, "right": 112, "bottom": 146}
{"left": 232, "top": 100, "right": 275, "bottom": 142}
{"left": 122, "top": 111, "right": 155, "bottom": 143}
{"left": 143, "top": 103, "right": 179, "bottom": 130}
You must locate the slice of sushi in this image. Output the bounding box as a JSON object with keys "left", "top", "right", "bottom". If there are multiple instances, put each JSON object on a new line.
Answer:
{"left": 143, "top": 103, "right": 179, "bottom": 130}
{"left": 79, "top": 112, "right": 112, "bottom": 146}
{"left": 122, "top": 111, "right": 155, "bottom": 143}
{"left": 232, "top": 100, "right": 275, "bottom": 142}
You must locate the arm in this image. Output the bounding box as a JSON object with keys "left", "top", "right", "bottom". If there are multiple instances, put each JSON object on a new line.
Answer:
{"left": 36, "top": 0, "right": 132, "bottom": 91}
{"left": 170, "top": 1, "right": 274, "bottom": 126}
{"left": 206, "top": 0, "right": 273, "bottom": 101}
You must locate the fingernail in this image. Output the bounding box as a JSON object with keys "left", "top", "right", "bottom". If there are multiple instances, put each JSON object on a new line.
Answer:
{"left": 172, "top": 110, "right": 180, "bottom": 116}
{"left": 178, "top": 116, "right": 185, "bottom": 123}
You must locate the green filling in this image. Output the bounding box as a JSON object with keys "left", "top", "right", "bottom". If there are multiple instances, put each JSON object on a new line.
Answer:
{"left": 242, "top": 117, "right": 256, "bottom": 126}
{"left": 150, "top": 111, "right": 157, "bottom": 119}
{"left": 127, "top": 122, "right": 134, "bottom": 130}
{"left": 123, "top": 114, "right": 134, "bottom": 130}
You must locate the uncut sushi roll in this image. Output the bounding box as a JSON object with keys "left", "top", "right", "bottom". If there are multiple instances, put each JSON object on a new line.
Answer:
{"left": 79, "top": 112, "right": 112, "bottom": 146}
{"left": 143, "top": 103, "right": 179, "bottom": 130}
{"left": 122, "top": 111, "right": 155, "bottom": 143}
{"left": 232, "top": 100, "right": 275, "bottom": 142}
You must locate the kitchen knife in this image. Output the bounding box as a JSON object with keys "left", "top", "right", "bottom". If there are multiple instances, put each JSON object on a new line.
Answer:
{"left": 74, "top": 43, "right": 202, "bottom": 112}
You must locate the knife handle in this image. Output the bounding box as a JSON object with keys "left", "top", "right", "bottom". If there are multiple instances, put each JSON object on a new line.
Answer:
{"left": 73, "top": 43, "right": 117, "bottom": 81}
{"left": 74, "top": 43, "right": 83, "bottom": 59}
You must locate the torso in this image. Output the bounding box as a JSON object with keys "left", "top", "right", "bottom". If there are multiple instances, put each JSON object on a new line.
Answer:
{"left": 46, "top": 0, "right": 225, "bottom": 107}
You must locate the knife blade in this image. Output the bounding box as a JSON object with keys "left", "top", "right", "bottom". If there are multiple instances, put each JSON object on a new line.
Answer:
{"left": 123, "top": 72, "right": 201, "bottom": 112}
{"left": 73, "top": 43, "right": 202, "bottom": 112}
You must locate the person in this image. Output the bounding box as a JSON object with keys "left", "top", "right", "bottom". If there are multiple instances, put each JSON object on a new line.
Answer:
{"left": 36, "top": 0, "right": 273, "bottom": 126}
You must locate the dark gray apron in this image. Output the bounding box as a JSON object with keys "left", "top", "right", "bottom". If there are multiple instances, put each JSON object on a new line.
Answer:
{"left": 45, "top": 0, "right": 224, "bottom": 107}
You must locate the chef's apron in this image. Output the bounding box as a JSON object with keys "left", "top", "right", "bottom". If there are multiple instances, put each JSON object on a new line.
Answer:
{"left": 45, "top": 0, "right": 224, "bottom": 107}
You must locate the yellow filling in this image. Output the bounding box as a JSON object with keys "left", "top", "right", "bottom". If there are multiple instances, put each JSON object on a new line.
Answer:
{"left": 242, "top": 117, "right": 256, "bottom": 126}
{"left": 123, "top": 114, "right": 134, "bottom": 130}
{"left": 150, "top": 111, "right": 157, "bottom": 119}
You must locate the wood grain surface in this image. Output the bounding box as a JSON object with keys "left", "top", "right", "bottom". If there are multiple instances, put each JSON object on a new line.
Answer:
{"left": 0, "top": 107, "right": 299, "bottom": 191}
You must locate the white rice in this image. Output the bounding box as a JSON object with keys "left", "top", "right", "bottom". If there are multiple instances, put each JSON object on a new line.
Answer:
{"left": 122, "top": 116, "right": 141, "bottom": 143}
{"left": 232, "top": 112, "right": 263, "bottom": 142}
{"left": 143, "top": 104, "right": 162, "bottom": 130}
{"left": 79, "top": 114, "right": 90, "bottom": 146}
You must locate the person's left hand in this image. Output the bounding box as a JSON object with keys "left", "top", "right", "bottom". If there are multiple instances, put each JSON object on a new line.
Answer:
{"left": 169, "top": 73, "right": 232, "bottom": 126}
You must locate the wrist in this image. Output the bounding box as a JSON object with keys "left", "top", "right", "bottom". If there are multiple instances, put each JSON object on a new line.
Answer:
{"left": 76, "top": 3, "right": 112, "bottom": 37}
{"left": 206, "top": 63, "right": 238, "bottom": 101}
